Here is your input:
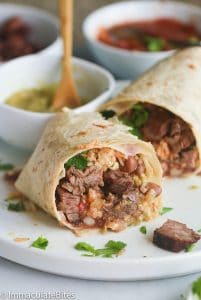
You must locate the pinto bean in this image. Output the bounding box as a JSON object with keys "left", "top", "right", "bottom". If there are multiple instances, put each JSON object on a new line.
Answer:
{"left": 121, "top": 156, "right": 138, "bottom": 173}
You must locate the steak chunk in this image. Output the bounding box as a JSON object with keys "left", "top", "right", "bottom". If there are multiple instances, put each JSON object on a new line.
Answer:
{"left": 142, "top": 107, "right": 171, "bottom": 142}
{"left": 63, "top": 166, "right": 103, "bottom": 195}
{"left": 153, "top": 220, "right": 200, "bottom": 252}
{"left": 56, "top": 187, "right": 80, "bottom": 223}
{"left": 103, "top": 170, "right": 133, "bottom": 195}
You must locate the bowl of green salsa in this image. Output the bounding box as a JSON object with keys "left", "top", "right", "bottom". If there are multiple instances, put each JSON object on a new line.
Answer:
{"left": 0, "top": 54, "right": 115, "bottom": 149}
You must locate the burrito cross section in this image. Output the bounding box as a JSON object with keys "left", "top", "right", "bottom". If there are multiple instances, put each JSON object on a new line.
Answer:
{"left": 56, "top": 148, "right": 161, "bottom": 232}
{"left": 120, "top": 103, "right": 199, "bottom": 177}
{"left": 15, "top": 112, "right": 162, "bottom": 234}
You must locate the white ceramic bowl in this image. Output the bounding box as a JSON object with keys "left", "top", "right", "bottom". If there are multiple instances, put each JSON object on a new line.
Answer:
{"left": 0, "top": 3, "right": 61, "bottom": 60}
{"left": 0, "top": 54, "right": 115, "bottom": 150}
{"left": 83, "top": 0, "right": 201, "bottom": 79}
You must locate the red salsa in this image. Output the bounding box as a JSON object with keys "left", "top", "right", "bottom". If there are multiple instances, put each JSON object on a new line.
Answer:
{"left": 97, "top": 18, "right": 201, "bottom": 51}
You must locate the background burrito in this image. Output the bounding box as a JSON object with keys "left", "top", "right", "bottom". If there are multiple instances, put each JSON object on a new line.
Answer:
{"left": 100, "top": 47, "right": 201, "bottom": 177}
{"left": 16, "top": 112, "right": 162, "bottom": 235}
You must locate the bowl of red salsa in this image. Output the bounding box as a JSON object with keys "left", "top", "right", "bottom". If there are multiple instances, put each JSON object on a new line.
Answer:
{"left": 83, "top": 1, "right": 201, "bottom": 79}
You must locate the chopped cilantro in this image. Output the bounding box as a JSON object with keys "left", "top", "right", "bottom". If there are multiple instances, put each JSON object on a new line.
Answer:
{"left": 74, "top": 240, "right": 127, "bottom": 258}
{"left": 64, "top": 153, "right": 88, "bottom": 170}
{"left": 31, "top": 236, "right": 48, "bottom": 250}
{"left": 185, "top": 243, "right": 196, "bottom": 253}
{"left": 192, "top": 277, "right": 201, "bottom": 299}
{"left": 159, "top": 207, "right": 173, "bottom": 216}
{"left": 132, "top": 104, "right": 149, "bottom": 128}
{"left": 101, "top": 110, "right": 116, "bottom": 119}
{"left": 120, "top": 115, "right": 133, "bottom": 127}
{"left": 140, "top": 226, "right": 147, "bottom": 234}
{"left": 198, "top": 229, "right": 201, "bottom": 233}
{"left": 119, "top": 103, "right": 149, "bottom": 138}
{"left": 103, "top": 240, "right": 126, "bottom": 255}
{"left": 75, "top": 242, "right": 95, "bottom": 254}
{"left": 129, "top": 127, "right": 141, "bottom": 138}
{"left": 146, "top": 37, "right": 165, "bottom": 52}
{"left": 8, "top": 201, "right": 25, "bottom": 212}
{"left": 0, "top": 161, "right": 14, "bottom": 171}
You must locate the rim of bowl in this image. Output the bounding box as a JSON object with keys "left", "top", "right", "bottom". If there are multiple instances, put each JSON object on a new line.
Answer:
{"left": 0, "top": 54, "right": 116, "bottom": 118}
{"left": 0, "top": 3, "right": 60, "bottom": 54}
{"left": 83, "top": 0, "right": 201, "bottom": 56}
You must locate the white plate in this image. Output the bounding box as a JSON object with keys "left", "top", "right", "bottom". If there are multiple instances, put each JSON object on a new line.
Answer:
{"left": 1, "top": 82, "right": 201, "bottom": 281}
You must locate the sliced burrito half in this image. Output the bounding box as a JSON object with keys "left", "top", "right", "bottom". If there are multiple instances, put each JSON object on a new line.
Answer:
{"left": 15, "top": 112, "right": 162, "bottom": 234}
{"left": 100, "top": 47, "right": 201, "bottom": 177}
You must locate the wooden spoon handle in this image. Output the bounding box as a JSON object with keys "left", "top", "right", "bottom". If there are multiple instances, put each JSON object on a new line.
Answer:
{"left": 53, "top": 0, "right": 81, "bottom": 109}
{"left": 60, "top": 0, "right": 73, "bottom": 71}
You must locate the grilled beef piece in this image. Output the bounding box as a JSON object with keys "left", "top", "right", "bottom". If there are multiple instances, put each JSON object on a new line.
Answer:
{"left": 153, "top": 220, "right": 200, "bottom": 252}
{"left": 181, "top": 149, "right": 199, "bottom": 169}
{"left": 62, "top": 166, "right": 103, "bottom": 195}
{"left": 57, "top": 166, "right": 103, "bottom": 224}
{"left": 142, "top": 105, "right": 196, "bottom": 155}
{"left": 142, "top": 106, "right": 171, "bottom": 142}
{"left": 103, "top": 169, "right": 134, "bottom": 196}
{"left": 56, "top": 187, "right": 81, "bottom": 223}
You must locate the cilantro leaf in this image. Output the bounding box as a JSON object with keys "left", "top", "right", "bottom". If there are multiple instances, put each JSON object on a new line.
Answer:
{"left": 129, "top": 127, "right": 141, "bottom": 138}
{"left": 74, "top": 240, "right": 127, "bottom": 258}
{"left": 192, "top": 277, "right": 201, "bottom": 299}
{"left": 0, "top": 161, "right": 14, "bottom": 171}
{"left": 31, "top": 236, "right": 48, "bottom": 250}
{"left": 185, "top": 243, "right": 196, "bottom": 253}
{"left": 140, "top": 226, "right": 147, "bottom": 234}
{"left": 101, "top": 110, "right": 116, "bottom": 119}
{"left": 94, "top": 248, "right": 114, "bottom": 258}
{"left": 8, "top": 201, "right": 25, "bottom": 212}
{"left": 159, "top": 207, "right": 173, "bottom": 216}
{"left": 64, "top": 154, "right": 88, "bottom": 170}
{"left": 105, "top": 240, "right": 126, "bottom": 252}
{"left": 120, "top": 115, "right": 133, "bottom": 127}
{"left": 119, "top": 103, "right": 148, "bottom": 138}
{"left": 198, "top": 229, "right": 201, "bottom": 233}
{"left": 132, "top": 104, "right": 149, "bottom": 128}
{"left": 146, "top": 37, "right": 165, "bottom": 52}
{"left": 75, "top": 242, "right": 95, "bottom": 254}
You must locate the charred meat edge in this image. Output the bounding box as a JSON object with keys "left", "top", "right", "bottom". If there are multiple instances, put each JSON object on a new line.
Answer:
{"left": 153, "top": 219, "right": 200, "bottom": 252}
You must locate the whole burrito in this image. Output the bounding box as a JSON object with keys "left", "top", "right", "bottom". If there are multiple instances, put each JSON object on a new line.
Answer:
{"left": 100, "top": 47, "right": 201, "bottom": 177}
{"left": 15, "top": 112, "right": 162, "bottom": 234}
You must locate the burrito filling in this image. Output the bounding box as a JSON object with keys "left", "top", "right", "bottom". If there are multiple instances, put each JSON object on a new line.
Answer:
{"left": 117, "top": 103, "right": 199, "bottom": 176}
{"left": 56, "top": 148, "right": 161, "bottom": 232}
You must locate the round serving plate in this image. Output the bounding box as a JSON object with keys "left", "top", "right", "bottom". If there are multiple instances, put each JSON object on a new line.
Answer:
{"left": 0, "top": 82, "right": 201, "bottom": 281}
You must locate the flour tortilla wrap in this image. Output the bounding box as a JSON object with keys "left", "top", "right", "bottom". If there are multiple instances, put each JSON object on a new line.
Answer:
{"left": 15, "top": 112, "right": 162, "bottom": 234}
{"left": 100, "top": 47, "right": 201, "bottom": 176}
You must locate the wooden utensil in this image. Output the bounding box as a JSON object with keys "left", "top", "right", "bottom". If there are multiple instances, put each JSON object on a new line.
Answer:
{"left": 53, "top": 0, "right": 81, "bottom": 109}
